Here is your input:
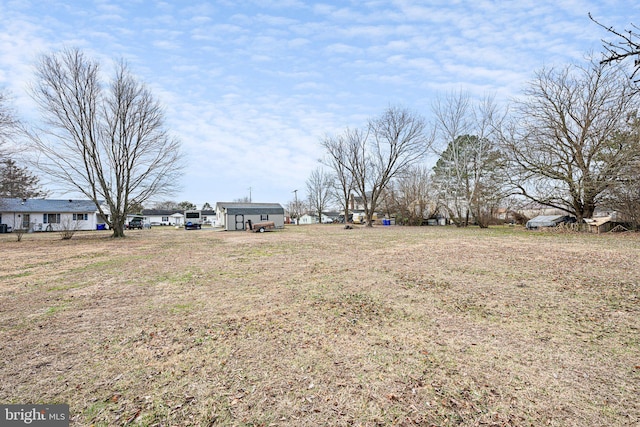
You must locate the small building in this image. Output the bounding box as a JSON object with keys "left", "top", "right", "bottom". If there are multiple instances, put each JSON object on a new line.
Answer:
{"left": 584, "top": 216, "right": 616, "bottom": 233}
{"left": 215, "top": 202, "right": 285, "bottom": 231}
{"left": 0, "top": 198, "right": 104, "bottom": 232}
{"left": 298, "top": 213, "right": 317, "bottom": 224}
{"left": 298, "top": 212, "right": 337, "bottom": 224}
{"left": 202, "top": 210, "right": 217, "bottom": 226}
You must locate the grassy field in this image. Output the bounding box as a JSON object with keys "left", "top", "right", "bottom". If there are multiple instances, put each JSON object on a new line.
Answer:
{"left": 1, "top": 224, "right": 638, "bottom": 426}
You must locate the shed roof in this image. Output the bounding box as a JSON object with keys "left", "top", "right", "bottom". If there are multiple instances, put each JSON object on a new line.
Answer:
{"left": 0, "top": 198, "right": 100, "bottom": 213}
{"left": 216, "top": 202, "right": 284, "bottom": 215}
{"left": 584, "top": 216, "right": 612, "bottom": 227}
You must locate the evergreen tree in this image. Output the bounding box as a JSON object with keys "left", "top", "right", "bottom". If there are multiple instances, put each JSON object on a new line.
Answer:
{"left": 0, "top": 158, "right": 47, "bottom": 199}
{"left": 433, "top": 135, "right": 505, "bottom": 227}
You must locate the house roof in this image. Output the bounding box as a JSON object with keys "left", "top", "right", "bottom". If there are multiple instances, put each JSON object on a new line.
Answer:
{"left": 216, "top": 202, "right": 284, "bottom": 215}
{"left": 142, "top": 209, "right": 182, "bottom": 216}
{"left": 142, "top": 209, "right": 216, "bottom": 216}
{"left": 0, "top": 198, "right": 100, "bottom": 213}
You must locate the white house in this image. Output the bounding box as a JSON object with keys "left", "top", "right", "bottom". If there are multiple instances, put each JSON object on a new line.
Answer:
{"left": 140, "top": 209, "right": 217, "bottom": 227}
{"left": 0, "top": 198, "right": 105, "bottom": 232}
{"left": 299, "top": 212, "right": 338, "bottom": 224}
{"left": 215, "top": 202, "right": 285, "bottom": 231}
{"left": 141, "top": 209, "right": 184, "bottom": 226}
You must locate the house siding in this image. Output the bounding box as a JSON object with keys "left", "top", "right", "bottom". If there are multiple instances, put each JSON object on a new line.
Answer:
{"left": 215, "top": 202, "right": 285, "bottom": 231}
{"left": 0, "top": 198, "right": 103, "bottom": 232}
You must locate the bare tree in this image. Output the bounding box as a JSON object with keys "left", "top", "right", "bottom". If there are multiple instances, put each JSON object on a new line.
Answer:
{"left": 178, "top": 201, "right": 196, "bottom": 210}
{"left": 28, "top": 48, "right": 183, "bottom": 237}
{"left": 285, "top": 197, "right": 306, "bottom": 224}
{"left": 0, "top": 91, "right": 31, "bottom": 209}
{"left": 601, "top": 155, "right": 640, "bottom": 230}
{"left": 590, "top": 13, "right": 640, "bottom": 81}
{"left": 432, "top": 92, "right": 507, "bottom": 227}
{"left": 0, "top": 90, "right": 18, "bottom": 155}
{"left": 500, "top": 57, "right": 640, "bottom": 223}
{"left": 306, "top": 167, "right": 333, "bottom": 223}
{"left": 320, "top": 131, "right": 356, "bottom": 226}
{"left": 382, "top": 165, "right": 437, "bottom": 225}
{"left": 0, "top": 92, "right": 48, "bottom": 200}
{"left": 151, "top": 200, "right": 181, "bottom": 210}
{"left": 323, "top": 106, "right": 432, "bottom": 227}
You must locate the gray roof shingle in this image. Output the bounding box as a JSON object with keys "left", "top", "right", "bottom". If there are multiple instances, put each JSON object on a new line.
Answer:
{"left": 0, "top": 198, "right": 100, "bottom": 213}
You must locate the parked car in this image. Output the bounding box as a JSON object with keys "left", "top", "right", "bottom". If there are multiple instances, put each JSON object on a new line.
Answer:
{"left": 126, "top": 216, "right": 144, "bottom": 229}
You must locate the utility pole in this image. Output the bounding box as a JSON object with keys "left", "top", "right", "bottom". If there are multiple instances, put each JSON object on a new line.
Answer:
{"left": 248, "top": 187, "right": 252, "bottom": 203}
{"left": 292, "top": 189, "right": 299, "bottom": 225}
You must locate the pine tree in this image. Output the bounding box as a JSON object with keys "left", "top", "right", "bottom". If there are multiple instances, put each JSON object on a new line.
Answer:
{"left": 0, "top": 158, "right": 47, "bottom": 199}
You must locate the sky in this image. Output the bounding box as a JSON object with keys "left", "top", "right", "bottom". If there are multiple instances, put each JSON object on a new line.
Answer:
{"left": 0, "top": 0, "right": 637, "bottom": 208}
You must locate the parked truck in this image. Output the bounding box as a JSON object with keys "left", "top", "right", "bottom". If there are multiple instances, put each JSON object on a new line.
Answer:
{"left": 125, "top": 215, "right": 145, "bottom": 230}
{"left": 184, "top": 210, "right": 203, "bottom": 230}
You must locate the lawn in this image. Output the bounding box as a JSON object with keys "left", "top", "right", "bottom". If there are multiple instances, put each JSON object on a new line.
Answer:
{"left": 0, "top": 225, "right": 638, "bottom": 426}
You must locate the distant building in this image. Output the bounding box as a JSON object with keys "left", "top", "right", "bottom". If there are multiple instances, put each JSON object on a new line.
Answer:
{"left": 0, "top": 198, "right": 105, "bottom": 232}
{"left": 215, "top": 202, "right": 285, "bottom": 231}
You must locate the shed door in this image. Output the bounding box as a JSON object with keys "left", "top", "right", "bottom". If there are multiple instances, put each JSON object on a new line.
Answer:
{"left": 235, "top": 214, "right": 244, "bottom": 230}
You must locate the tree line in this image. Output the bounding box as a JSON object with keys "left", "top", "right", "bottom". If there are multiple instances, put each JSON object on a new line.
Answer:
{"left": 2, "top": 18, "right": 640, "bottom": 235}
{"left": 305, "top": 56, "right": 640, "bottom": 229}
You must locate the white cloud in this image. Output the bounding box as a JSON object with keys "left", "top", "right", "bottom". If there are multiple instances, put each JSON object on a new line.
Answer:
{"left": 0, "top": 0, "right": 633, "bottom": 204}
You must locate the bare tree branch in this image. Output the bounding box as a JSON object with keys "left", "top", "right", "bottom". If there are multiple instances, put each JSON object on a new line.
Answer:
{"left": 0, "top": 90, "right": 19, "bottom": 157}
{"left": 589, "top": 13, "right": 640, "bottom": 81}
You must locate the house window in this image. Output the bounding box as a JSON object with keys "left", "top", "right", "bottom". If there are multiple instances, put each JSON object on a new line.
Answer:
{"left": 261, "top": 214, "right": 269, "bottom": 221}
{"left": 43, "top": 213, "right": 60, "bottom": 224}
{"left": 162, "top": 216, "right": 169, "bottom": 222}
{"left": 73, "top": 213, "right": 88, "bottom": 221}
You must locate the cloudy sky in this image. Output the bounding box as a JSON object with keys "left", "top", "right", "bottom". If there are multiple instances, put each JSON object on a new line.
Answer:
{"left": 0, "top": 0, "right": 636, "bottom": 207}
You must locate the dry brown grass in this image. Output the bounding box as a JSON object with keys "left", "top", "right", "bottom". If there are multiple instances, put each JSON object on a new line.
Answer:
{"left": 1, "top": 225, "right": 638, "bottom": 426}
